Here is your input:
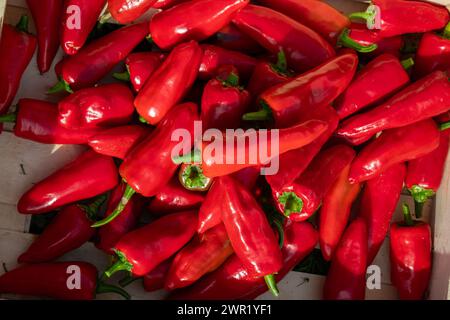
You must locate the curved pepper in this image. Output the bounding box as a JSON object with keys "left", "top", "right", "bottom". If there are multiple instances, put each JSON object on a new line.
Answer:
{"left": 18, "top": 150, "right": 118, "bottom": 215}
{"left": 323, "top": 218, "right": 368, "bottom": 300}
{"left": 135, "top": 41, "right": 202, "bottom": 125}
{"left": 0, "top": 262, "right": 129, "bottom": 300}
{"left": 61, "top": 0, "right": 106, "bottom": 55}
{"left": 349, "top": 120, "right": 441, "bottom": 184}
{"left": 212, "top": 24, "right": 262, "bottom": 54}
{"left": 107, "top": 0, "right": 157, "bottom": 24}
{"left": 337, "top": 71, "right": 450, "bottom": 145}
{"left": 143, "top": 259, "right": 173, "bottom": 292}
{"left": 149, "top": 0, "right": 250, "bottom": 50}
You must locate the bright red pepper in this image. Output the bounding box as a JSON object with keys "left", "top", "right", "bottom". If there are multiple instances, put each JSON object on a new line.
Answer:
{"left": 153, "top": 0, "right": 188, "bottom": 9}
{"left": 319, "top": 165, "right": 361, "bottom": 261}
{"left": 168, "top": 221, "right": 318, "bottom": 300}
{"left": 18, "top": 196, "right": 105, "bottom": 263}
{"left": 337, "top": 71, "right": 450, "bottom": 145}
{"left": 26, "top": 0, "right": 63, "bottom": 73}
{"left": 0, "top": 262, "right": 129, "bottom": 300}
{"left": 107, "top": 0, "right": 157, "bottom": 23}
{"left": 232, "top": 5, "right": 335, "bottom": 73}
{"left": 323, "top": 218, "right": 368, "bottom": 300}
{"left": 197, "top": 180, "right": 222, "bottom": 234}
{"left": 360, "top": 163, "right": 406, "bottom": 265}
{"left": 135, "top": 41, "right": 202, "bottom": 125}
{"left": 61, "top": 0, "right": 106, "bottom": 55}
{"left": 88, "top": 125, "right": 151, "bottom": 160}
{"left": 275, "top": 145, "right": 355, "bottom": 222}
{"left": 143, "top": 259, "right": 173, "bottom": 292}
{"left": 211, "top": 24, "right": 262, "bottom": 54}
{"left": 149, "top": 0, "right": 250, "bottom": 50}
{"left": 165, "top": 224, "right": 233, "bottom": 290}
{"left": 390, "top": 204, "right": 432, "bottom": 300}
{"left": 17, "top": 150, "right": 118, "bottom": 215}
{"left": 349, "top": 120, "right": 441, "bottom": 184}
{"left": 334, "top": 53, "right": 411, "bottom": 119}
{"left": 104, "top": 210, "right": 198, "bottom": 277}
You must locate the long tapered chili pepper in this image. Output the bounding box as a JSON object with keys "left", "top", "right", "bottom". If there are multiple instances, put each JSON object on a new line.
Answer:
{"left": 107, "top": 0, "right": 157, "bottom": 24}
{"left": 337, "top": 71, "right": 450, "bottom": 145}
{"left": 360, "top": 163, "right": 406, "bottom": 265}
{"left": 319, "top": 165, "right": 361, "bottom": 261}
{"left": 390, "top": 204, "right": 432, "bottom": 300}
{"left": 61, "top": 0, "right": 106, "bottom": 55}
{"left": 334, "top": 53, "right": 411, "bottom": 119}
{"left": 232, "top": 4, "right": 334, "bottom": 73}
{"left": 168, "top": 221, "right": 318, "bottom": 300}
{"left": 135, "top": 41, "right": 202, "bottom": 125}
{"left": 197, "top": 180, "right": 222, "bottom": 234}
{"left": 18, "top": 150, "right": 118, "bottom": 215}
{"left": 149, "top": 0, "right": 250, "bottom": 50}
{"left": 212, "top": 24, "right": 262, "bottom": 54}
{"left": 0, "top": 262, "right": 129, "bottom": 300}
{"left": 246, "top": 53, "right": 358, "bottom": 128}
{"left": 26, "top": 0, "right": 63, "bottom": 73}
{"left": 165, "top": 224, "right": 233, "bottom": 290}
{"left": 143, "top": 259, "right": 173, "bottom": 292}
{"left": 275, "top": 145, "right": 355, "bottom": 222}
{"left": 18, "top": 196, "right": 106, "bottom": 263}
{"left": 323, "top": 218, "right": 368, "bottom": 300}
{"left": 349, "top": 120, "right": 441, "bottom": 184}
{"left": 104, "top": 210, "right": 198, "bottom": 277}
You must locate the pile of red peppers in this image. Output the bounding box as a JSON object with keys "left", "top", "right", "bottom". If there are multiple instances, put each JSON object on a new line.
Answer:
{"left": 1, "top": 0, "right": 449, "bottom": 301}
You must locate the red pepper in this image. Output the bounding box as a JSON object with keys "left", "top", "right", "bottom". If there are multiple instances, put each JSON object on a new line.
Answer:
{"left": 275, "top": 145, "right": 355, "bottom": 222}
{"left": 349, "top": 0, "right": 449, "bottom": 39}
{"left": 153, "top": 0, "right": 188, "bottom": 9}
{"left": 349, "top": 120, "right": 441, "bottom": 184}
{"left": 0, "top": 262, "right": 129, "bottom": 300}
{"left": 88, "top": 125, "right": 151, "bottom": 160}
{"left": 319, "top": 165, "right": 361, "bottom": 261}
{"left": 135, "top": 41, "right": 202, "bottom": 125}
{"left": 58, "top": 83, "right": 135, "bottom": 129}
{"left": 406, "top": 129, "right": 450, "bottom": 218}
{"left": 149, "top": 0, "right": 250, "bottom": 50}
{"left": 360, "top": 163, "right": 406, "bottom": 265}
{"left": 212, "top": 24, "right": 262, "bottom": 54}
{"left": 96, "top": 183, "right": 145, "bottom": 255}
{"left": 104, "top": 210, "right": 198, "bottom": 277}
{"left": 334, "top": 53, "right": 411, "bottom": 119}
{"left": 51, "top": 22, "right": 148, "bottom": 92}
{"left": 390, "top": 204, "right": 432, "bottom": 300}
{"left": 258, "top": 0, "right": 350, "bottom": 45}
{"left": 17, "top": 150, "right": 118, "bottom": 215}
{"left": 197, "top": 180, "right": 223, "bottom": 234}
{"left": 0, "top": 16, "right": 36, "bottom": 123}
{"left": 165, "top": 224, "right": 233, "bottom": 290}
{"left": 143, "top": 259, "right": 173, "bottom": 292}
{"left": 0, "top": 99, "right": 103, "bottom": 144}
{"left": 232, "top": 4, "right": 335, "bottom": 73}
{"left": 199, "top": 44, "right": 257, "bottom": 81}
{"left": 61, "top": 0, "right": 106, "bottom": 55}
{"left": 246, "top": 52, "right": 358, "bottom": 128}
{"left": 26, "top": 0, "right": 63, "bottom": 73}
{"left": 232, "top": 166, "right": 260, "bottom": 191}
{"left": 337, "top": 71, "right": 450, "bottom": 145}
{"left": 107, "top": 0, "right": 157, "bottom": 24}
{"left": 18, "top": 196, "right": 106, "bottom": 263}
{"left": 168, "top": 221, "right": 318, "bottom": 300}
{"left": 323, "top": 218, "right": 368, "bottom": 300}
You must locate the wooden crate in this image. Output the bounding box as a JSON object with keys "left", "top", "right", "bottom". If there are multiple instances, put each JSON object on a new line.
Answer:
{"left": 0, "top": 0, "right": 449, "bottom": 300}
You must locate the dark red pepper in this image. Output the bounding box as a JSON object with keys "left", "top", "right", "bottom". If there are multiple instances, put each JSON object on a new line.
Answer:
{"left": 211, "top": 24, "right": 262, "bottom": 54}
{"left": 107, "top": 0, "right": 157, "bottom": 23}
{"left": 143, "top": 259, "right": 173, "bottom": 292}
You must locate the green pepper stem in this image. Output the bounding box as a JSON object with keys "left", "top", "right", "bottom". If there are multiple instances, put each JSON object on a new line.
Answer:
{"left": 113, "top": 71, "right": 131, "bottom": 82}
{"left": 348, "top": 11, "right": 374, "bottom": 23}
{"left": 264, "top": 275, "right": 280, "bottom": 297}
{"left": 272, "top": 219, "right": 285, "bottom": 249}
{"left": 16, "top": 15, "right": 29, "bottom": 33}
{"left": 409, "top": 185, "right": 435, "bottom": 219}
{"left": 180, "top": 164, "right": 211, "bottom": 191}
{"left": 221, "top": 72, "right": 240, "bottom": 88}
{"left": 242, "top": 108, "right": 272, "bottom": 121}
{"left": 104, "top": 251, "right": 133, "bottom": 278}
{"left": 47, "top": 80, "right": 73, "bottom": 94}
{"left": 91, "top": 184, "right": 136, "bottom": 228}
{"left": 146, "top": 35, "right": 153, "bottom": 44}
{"left": 401, "top": 57, "right": 414, "bottom": 70}
{"left": 172, "top": 149, "right": 202, "bottom": 165}
{"left": 99, "top": 12, "right": 112, "bottom": 24}
{"left": 338, "top": 29, "right": 378, "bottom": 53}
{"left": 0, "top": 113, "right": 17, "bottom": 123}
{"left": 440, "top": 121, "right": 450, "bottom": 131}
{"left": 278, "top": 192, "right": 304, "bottom": 217}
{"left": 402, "top": 203, "right": 414, "bottom": 227}
{"left": 78, "top": 194, "right": 107, "bottom": 221}
{"left": 443, "top": 21, "right": 450, "bottom": 39}
{"left": 96, "top": 280, "right": 131, "bottom": 300}
{"left": 276, "top": 50, "right": 287, "bottom": 72}
{"left": 139, "top": 116, "right": 149, "bottom": 124}
{"left": 414, "top": 201, "right": 424, "bottom": 220}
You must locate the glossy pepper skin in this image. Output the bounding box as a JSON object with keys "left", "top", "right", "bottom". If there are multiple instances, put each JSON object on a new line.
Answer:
{"left": 258, "top": 0, "right": 350, "bottom": 44}
{"left": 232, "top": 5, "right": 335, "bottom": 73}
{"left": 349, "top": 120, "right": 441, "bottom": 184}
{"left": 105, "top": 210, "right": 198, "bottom": 277}
{"left": 26, "top": 0, "right": 63, "bottom": 73}
{"left": 197, "top": 180, "right": 223, "bottom": 234}
{"left": 165, "top": 224, "right": 233, "bottom": 290}
{"left": 276, "top": 145, "right": 356, "bottom": 222}
{"left": 149, "top": 0, "right": 250, "bottom": 50}
{"left": 360, "top": 163, "right": 406, "bottom": 265}
{"left": 107, "top": 0, "right": 157, "bottom": 23}
{"left": 337, "top": 71, "right": 450, "bottom": 145}
{"left": 390, "top": 205, "right": 432, "bottom": 300}
{"left": 169, "top": 221, "right": 318, "bottom": 300}
{"left": 17, "top": 150, "right": 118, "bottom": 215}
{"left": 334, "top": 54, "right": 410, "bottom": 119}
{"left": 61, "top": 0, "right": 106, "bottom": 55}
{"left": 143, "top": 259, "right": 173, "bottom": 292}
{"left": 88, "top": 125, "right": 151, "bottom": 160}
{"left": 153, "top": 0, "right": 188, "bottom": 9}
{"left": 135, "top": 41, "right": 202, "bottom": 125}
{"left": 212, "top": 24, "right": 262, "bottom": 54}
{"left": 323, "top": 218, "right": 368, "bottom": 300}
{"left": 58, "top": 84, "right": 135, "bottom": 129}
